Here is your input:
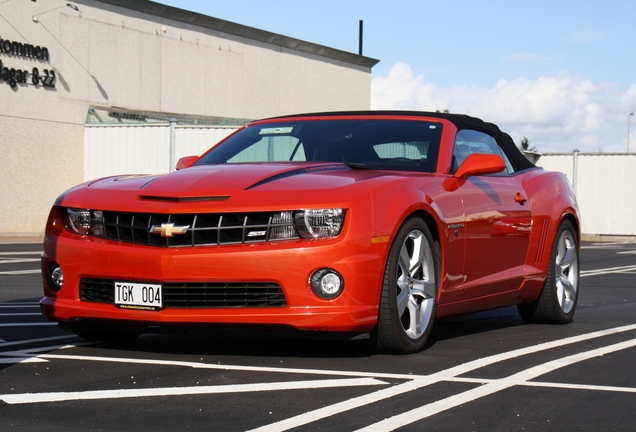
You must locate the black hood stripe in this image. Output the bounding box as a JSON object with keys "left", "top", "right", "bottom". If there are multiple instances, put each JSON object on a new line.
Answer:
{"left": 139, "top": 195, "right": 230, "bottom": 202}
{"left": 245, "top": 163, "right": 349, "bottom": 190}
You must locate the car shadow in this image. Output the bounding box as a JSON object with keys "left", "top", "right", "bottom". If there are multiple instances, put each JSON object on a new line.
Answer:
{"left": 74, "top": 307, "right": 528, "bottom": 358}
{"left": 93, "top": 331, "right": 376, "bottom": 358}
{"left": 430, "top": 306, "right": 526, "bottom": 343}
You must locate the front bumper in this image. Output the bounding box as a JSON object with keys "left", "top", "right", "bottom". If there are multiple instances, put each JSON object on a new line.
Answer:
{"left": 41, "top": 231, "right": 387, "bottom": 333}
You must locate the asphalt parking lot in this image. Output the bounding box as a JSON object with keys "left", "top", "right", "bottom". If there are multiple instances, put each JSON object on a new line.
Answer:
{"left": 1, "top": 241, "right": 635, "bottom": 431}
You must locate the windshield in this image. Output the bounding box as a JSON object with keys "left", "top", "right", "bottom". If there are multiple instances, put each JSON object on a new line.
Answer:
{"left": 195, "top": 119, "right": 443, "bottom": 173}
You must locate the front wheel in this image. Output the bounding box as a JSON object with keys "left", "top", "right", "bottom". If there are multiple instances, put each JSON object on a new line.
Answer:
{"left": 375, "top": 217, "right": 440, "bottom": 354}
{"left": 518, "top": 219, "right": 579, "bottom": 323}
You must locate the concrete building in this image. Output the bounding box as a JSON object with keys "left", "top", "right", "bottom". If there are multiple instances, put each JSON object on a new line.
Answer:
{"left": 0, "top": 0, "right": 378, "bottom": 238}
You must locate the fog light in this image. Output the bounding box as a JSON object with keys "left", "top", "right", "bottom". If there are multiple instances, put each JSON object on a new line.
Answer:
{"left": 310, "top": 268, "right": 344, "bottom": 299}
{"left": 46, "top": 263, "right": 64, "bottom": 292}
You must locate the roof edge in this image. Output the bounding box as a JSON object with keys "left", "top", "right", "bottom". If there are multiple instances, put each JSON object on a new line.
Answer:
{"left": 257, "top": 110, "right": 537, "bottom": 171}
{"left": 94, "top": 0, "right": 380, "bottom": 68}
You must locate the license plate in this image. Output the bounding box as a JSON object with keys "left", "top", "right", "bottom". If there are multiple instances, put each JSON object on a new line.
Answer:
{"left": 115, "top": 282, "right": 163, "bottom": 311}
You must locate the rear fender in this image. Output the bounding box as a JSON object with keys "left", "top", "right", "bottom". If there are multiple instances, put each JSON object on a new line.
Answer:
{"left": 519, "top": 169, "right": 580, "bottom": 292}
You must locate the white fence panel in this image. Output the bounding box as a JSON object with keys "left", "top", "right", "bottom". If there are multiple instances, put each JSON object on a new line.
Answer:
{"left": 84, "top": 124, "right": 170, "bottom": 180}
{"left": 84, "top": 124, "right": 236, "bottom": 181}
{"left": 175, "top": 126, "right": 236, "bottom": 161}
{"left": 537, "top": 153, "right": 636, "bottom": 236}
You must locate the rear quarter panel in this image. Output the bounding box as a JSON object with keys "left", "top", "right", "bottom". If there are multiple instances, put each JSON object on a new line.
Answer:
{"left": 517, "top": 167, "right": 580, "bottom": 298}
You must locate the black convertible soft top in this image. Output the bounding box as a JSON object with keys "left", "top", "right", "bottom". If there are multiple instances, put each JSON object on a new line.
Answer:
{"left": 266, "top": 110, "right": 536, "bottom": 172}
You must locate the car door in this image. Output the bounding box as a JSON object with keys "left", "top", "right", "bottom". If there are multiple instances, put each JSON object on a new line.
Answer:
{"left": 444, "top": 129, "right": 532, "bottom": 302}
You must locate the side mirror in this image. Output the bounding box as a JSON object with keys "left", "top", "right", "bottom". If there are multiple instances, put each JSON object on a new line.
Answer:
{"left": 454, "top": 153, "right": 506, "bottom": 179}
{"left": 176, "top": 155, "right": 199, "bottom": 170}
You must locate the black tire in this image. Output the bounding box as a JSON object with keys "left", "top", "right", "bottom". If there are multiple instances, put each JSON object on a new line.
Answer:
{"left": 518, "top": 220, "right": 579, "bottom": 324}
{"left": 375, "top": 217, "right": 440, "bottom": 354}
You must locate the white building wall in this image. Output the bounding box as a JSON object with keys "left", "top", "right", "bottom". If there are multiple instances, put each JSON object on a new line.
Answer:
{"left": 0, "top": 0, "right": 376, "bottom": 236}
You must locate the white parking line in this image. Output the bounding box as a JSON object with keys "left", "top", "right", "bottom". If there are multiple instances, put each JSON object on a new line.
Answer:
{"left": 448, "top": 374, "right": 636, "bottom": 394}
{"left": 581, "top": 264, "right": 636, "bottom": 277}
{"left": 0, "top": 258, "right": 40, "bottom": 264}
{"left": 0, "top": 252, "right": 41, "bottom": 274}
{"left": 247, "top": 324, "right": 636, "bottom": 432}
{"left": 1, "top": 323, "right": 634, "bottom": 432}
{"left": 0, "top": 378, "right": 387, "bottom": 405}
{"left": 0, "top": 270, "right": 41, "bottom": 275}
{"left": 0, "top": 335, "right": 78, "bottom": 348}
{"left": 355, "top": 338, "right": 636, "bottom": 432}
{"left": 0, "top": 336, "right": 80, "bottom": 364}
{"left": 0, "top": 252, "right": 41, "bottom": 256}
{"left": 0, "top": 357, "right": 48, "bottom": 364}
{"left": 523, "top": 380, "right": 636, "bottom": 394}
{"left": 0, "top": 253, "right": 40, "bottom": 275}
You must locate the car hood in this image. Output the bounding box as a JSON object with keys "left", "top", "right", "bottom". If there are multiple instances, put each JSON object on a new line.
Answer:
{"left": 56, "top": 163, "right": 398, "bottom": 211}
{"left": 139, "top": 163, "right": 357, "bottom": 196}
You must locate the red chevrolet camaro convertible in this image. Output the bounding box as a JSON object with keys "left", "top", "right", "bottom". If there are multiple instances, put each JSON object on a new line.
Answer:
{"left": 41, "top": 111, "right": 580, "bottom": 353}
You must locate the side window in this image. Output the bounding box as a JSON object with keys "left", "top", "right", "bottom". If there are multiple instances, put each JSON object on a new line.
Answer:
{"left": 451, "top": 129, "right": 514, "bottom": 175}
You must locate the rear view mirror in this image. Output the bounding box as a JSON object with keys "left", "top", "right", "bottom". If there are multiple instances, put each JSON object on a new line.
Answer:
{"left": 176, "top": 155, "right": 199, "bottom": 170}
{"left": 454, "top": 154, "right": 506, "bottom": 179}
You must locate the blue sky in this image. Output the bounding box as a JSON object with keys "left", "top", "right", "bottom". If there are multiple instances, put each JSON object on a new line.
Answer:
{"left": 157, "top": 1, "right": 636, "bottom": 153}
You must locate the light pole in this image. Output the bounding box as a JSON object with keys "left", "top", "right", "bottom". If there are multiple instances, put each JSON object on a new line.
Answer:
{"left": 629, "top": 113, "right": 634, "bottom": 153}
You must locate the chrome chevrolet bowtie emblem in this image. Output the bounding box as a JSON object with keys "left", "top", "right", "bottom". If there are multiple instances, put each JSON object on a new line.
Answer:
{"left": 149, "top": 223, "right": 190, "bottom": 238}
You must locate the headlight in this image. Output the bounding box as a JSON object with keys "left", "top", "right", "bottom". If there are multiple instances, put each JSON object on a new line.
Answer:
{"left": 295, "top": 209, "right": 345, "bottom": 239}
{"left": 269, "top": 211, "right": 297, "bottom": 240}
{"left": 64, "top": 208, "right": 105, "bottom": 237}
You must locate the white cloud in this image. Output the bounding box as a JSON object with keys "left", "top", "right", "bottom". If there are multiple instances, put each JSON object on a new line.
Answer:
{"left": 371, "top": 62, "right": 634, "bottom": 153}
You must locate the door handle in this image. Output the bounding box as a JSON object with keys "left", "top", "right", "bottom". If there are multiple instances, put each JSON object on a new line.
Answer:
{"left": 514, "top": 192, "right": 527, "bottom": 205}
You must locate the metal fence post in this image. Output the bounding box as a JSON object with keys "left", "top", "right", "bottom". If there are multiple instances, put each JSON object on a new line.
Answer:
{"left": 572, "top": 148, "right": 579, "bottom": 195}
{"left": 169, "top": 118, "right": 177, "bottom": 172}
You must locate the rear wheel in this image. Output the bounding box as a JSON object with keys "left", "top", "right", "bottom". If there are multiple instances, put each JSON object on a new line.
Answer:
{"left": 375, "top": 217, "right": 439, "bottom": 354}
{"left": 518, "top": 220, "right": 579, "bottom": 323}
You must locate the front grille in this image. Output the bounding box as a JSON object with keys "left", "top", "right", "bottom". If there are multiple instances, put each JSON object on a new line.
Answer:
{"left": 97, "top": 211, "right": 298, "bottom": 247}
{"left": 80, "top": 278, "right": 114, "bottom": 303}
{"left": 80, "top": 279, "right": 287, "bottom": 308}
{"left": 163, "top": 282, "right": 286, "bottom": 307}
